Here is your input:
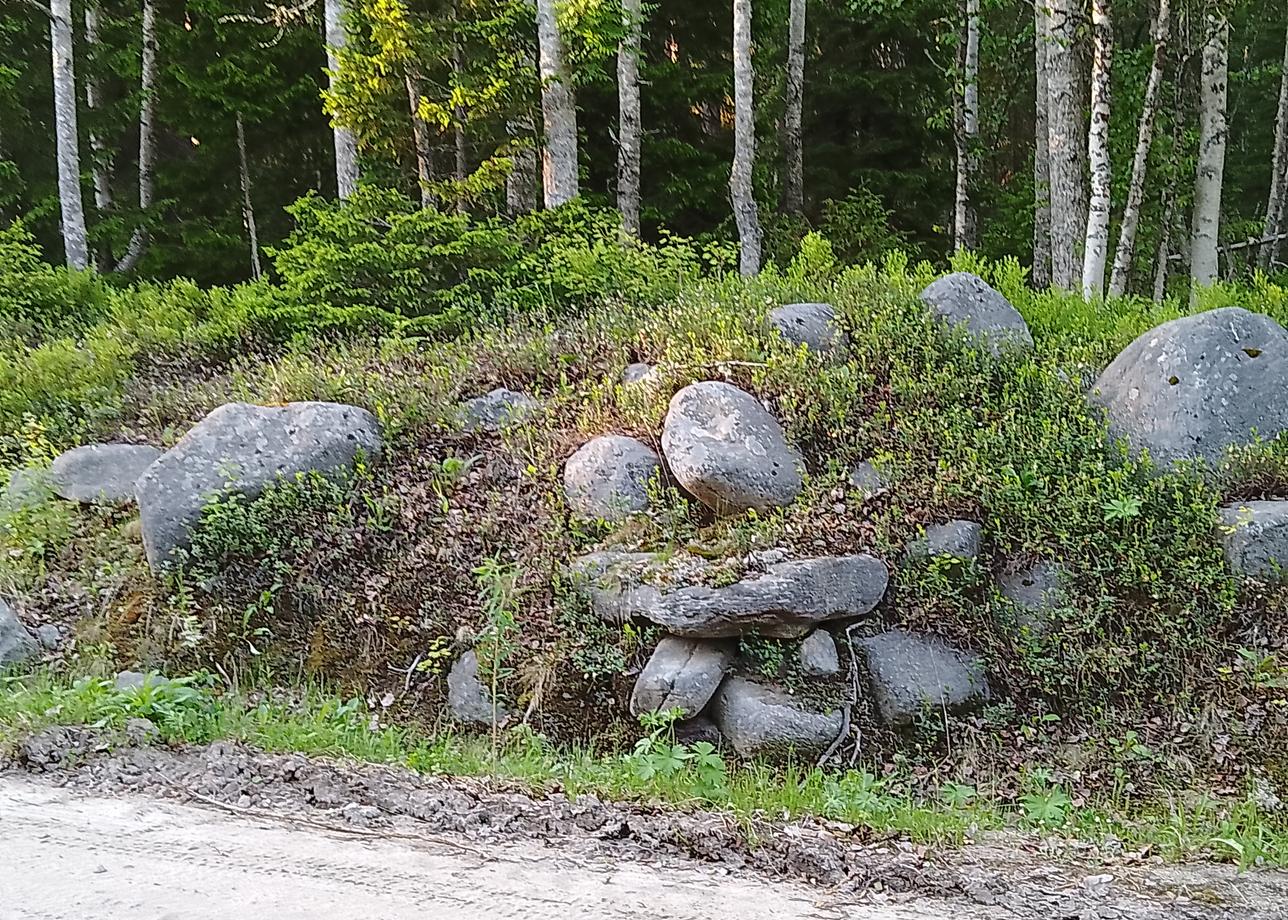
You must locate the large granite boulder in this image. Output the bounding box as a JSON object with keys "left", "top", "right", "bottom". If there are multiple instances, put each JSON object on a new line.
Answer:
{"left": 768, "top": 303, "right": 847, "bottom": 355}
{"left": 1220, "top": 501, "right": 1288, "bottom": 582}
{"left": 1090, "top": 307, "right": 1288, "bottom": 468}
{"left": 860, "top": 630, "right": 988, "bottom": 727}
{"left": 999, "top": 561, "right": 1068, "bottom": 636}
{"left": 459, "top": 388, "right": 539, "bottom": 433}
{"left": 918, "top": 272, "right": 1034, "bottom": 357}
{"left": 908, "top": 520, "right": 983, "bottom": 561}
{"left": 572, "top": 552, "right": 888, "bottom": 638}
{"left": 661, "top": 381, "right": 803, "bottom": 515}
{"left": 49, "top": 443, "right": 162, "bottom": 505}
{"left": 0, "top": 598, "right": 38, "bottom": 669}
{"left": 630, "top": 636, "right": 734, "bottom": 717}
{"left": 135, "top": 401, "right": 382, "bottom": 570}
{"left": 563, "top": 435, "right": 662, "bottom": 522}
{"left": 447, "top": 650, "right": 507, "bottom": 725}
{"left": 710, "top": 677, "right": 843, "bottom": 757}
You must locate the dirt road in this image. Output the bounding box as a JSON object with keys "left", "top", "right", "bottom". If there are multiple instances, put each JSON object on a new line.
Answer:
{"left": 0, "top": 775, "right": 957, "bottom": 920}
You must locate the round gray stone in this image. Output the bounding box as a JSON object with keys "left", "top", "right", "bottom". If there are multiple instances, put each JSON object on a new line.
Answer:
{"left": 710, "top": 676, "right": 843, "bottom": 757}
{"left": 0, "top": 598, "right": 38, "bottom": 669}
{"left": 563, "top": 435, "right": 661, "bottom": 522}
{"left": 630, "top": 636, "right": 734, "bottom": 717}
{"left": 460, "top": 388, "right": 539, "bottom": 433}
{"left": 48, "top": 443, "right": 162, "bottom": 505}
{"left": 999, "top": 561, "right": 1068, "bottom": 636}
{"left": 768, "top": 303, "right": 847, "bottom": 355}
{"left": 34, "top": 624, "right": 61, "bottom": 650}
{"left": 1220, "top": 501, "right": 1288, "bottom": 582}
{"left": 919, "top": 272, "right": 1034, "bottom": 357}
{"left": 622, "top": 362, "right": 658, "bottom": 386}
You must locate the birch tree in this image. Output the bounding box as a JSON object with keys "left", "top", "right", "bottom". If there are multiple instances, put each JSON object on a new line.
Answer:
{"left": 535, "top": 0, "right": 579, "bottom": 207}
{"left": 1109, "top": 0, "right": 1169, "bottom": 297}
{"left": 782, "top": 0, "right": 805, "bottom": 215}
{"left": 506, "top": 116, "right": 540, "bottom": 214}
{"left": 235, "top": 113, "right": 262, "bottom": 280}
{"left": 114, "top": 0, "right": 159, "bottom": 274}
{"left": 84, "top": 0, "right": 114, "bottom": 269}
{"left": 1033, "top": 0, "right": 1051, "bottom": 288}
{"left": 1081, "top": 0, "right": 1113, "bottom": 300}
{"left": 324, "top": 0, "right": 360, "bottom": 199}
{"left": 49, "top": 0, "right": 89, "bottom": 271}
{"left": 1190, "top": 9, "right": 1229, "bottom": 295}
{"left": 953, "top": 0, "right": 980, "bottom": 252}
{"left": 731, "top": 0, "right": 762, "bottom": 275}
{"left": 405, "top": 70, "right": 435, "bottom": 208}
{"left": 1046, "top": 0, "right": 1087, "bottom": 290}
{"left": 617, "top": 0, "right": 643, "bottom": 235}
{"left": 1259, "top": 21, "right": 1288, "bottom": 271}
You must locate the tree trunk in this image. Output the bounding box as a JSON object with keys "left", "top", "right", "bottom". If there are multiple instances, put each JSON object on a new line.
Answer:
{"left": 1081, "top": 0, "right": 1113, "bottom": 300}
{"left": 506, "top": 115, "right": 540, "bottom": 215}
{"left": 1108, "top": 0, "right": 1169, "bottom": 298}
{"left": 1151, "top": 191, "right": 1177, "bottom": 301}
{"left": 405, "top": 70, "right": 435, "bottom": 209}
{"left": 452, "top": 4, "right": 468, "bottom": 214}
{"left": 1032, "top": 0, "right": 1051, "bottom": 288}
{"left": 535, "top": 0, "right": 579, "bottom": 206}
{"left": 782, "top": 0, "right": 805, "bottom": 215}
{"left": 50, "top": 0, "right": 90, "bottom": 271}
{"left": 1046, "top": 0, "right": 1087, "bottom": 290}
{"left": 1190, "top": 10, "right": 1229, "bottom": 296}
{"left": 1259, "top": 22, "right": 1288, "bottom": 271}
{"left": 114, "top": 0, "right": 158, "bottom": 274}
{"left": 84, "top": 1, "right": 114, "bottom": 270}
{"left": 731, "top": 0, "right": 762, "bottom": 275}
{"left": 235, "top": 112, "right": 262, "bottom": 281}
{"left": 617, "top": 0, "right": 643, "bottom": 235}
{"left": 324, "top": 0, "right": 360, "bottom": 199}
{"left": 953, "top": 0, "right": 980, "bottom": 252}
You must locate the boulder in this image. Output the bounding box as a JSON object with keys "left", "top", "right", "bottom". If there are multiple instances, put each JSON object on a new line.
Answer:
{"left": 768, "top": 303, "right": 847, "bottom": 355}
{"left": 49, "top": 443, "right": 162, "bottom": 505}
{"left": 34, "top": 624, "right": 61, "bottom": 650}
{"left": 573, "top": 552, "right": 888, "bottom": 639}
{"left": 1220, "top": 501, "right": 1288, "bottom": 582}
{"left": 999, "top": 561, "right": 1068, "bottom": 635}
{"left": 661, "top": 381, "right": 803, "bottom": 515}
{"left": 918, "top": 272, "right": 1034, "bottom": 357}
{"left": 847, "top": 460, "right": 891, "bottom": 500}
{"left": 460, "top": 387, "right": 539, "bottom": 433}
{"left": 447, "top": 650, "right": 506, "bottom": 725}
{"left": 563, "top": 435, "right": 662, "bottom": 522}
{"left": 860, "top": 630, "right": 987, "bottom": 727}
{"left": 0, "top": 598, "right": 37, "bottom": 669}
{"left": 909, "top": 520, "right": 983, "bottom": 561}
{"left": 113, "top": 670, "right": 150, "bottom": 692}
{"left": 135, "top": 401, "right": 382, "bottom": 570}
{"left": 622, "top": 362, "right": 659, "bottom": 386}
{"left": 710, "top": 677, "right": 843, "bottom": 757}
{"left": 798, "top": 630, "right": 840, "bottom": 676}
{"left": 1090, "top": 307, "right": 1288, "bottom": 468}
{"left": 3, "top": 468, "right": 50, "bottom": 511}
{"left": 630, "top": 636, "right": 735, "bottom": 717}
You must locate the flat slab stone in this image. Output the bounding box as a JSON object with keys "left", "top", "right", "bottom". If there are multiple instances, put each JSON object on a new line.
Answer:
{"left": 460, "top": 388, "right": 539, "bottom": 433}
{"left": 909, "top": 520, "right": 982, "bottom": 561}
{"left": 860, "top": 629, "right": 987, "bottom": 727}
{"left": 630, "top": 636, "right": 734, "bottom": 717}
{"left": 768, "top": 303, "right": 847, "bottom": 355}
{"left": 710, "top": 676, "right": 843, "bottom": 757}
{"left": 919, "top": 272, "right": 1033, "bottom": 357}
{"left": 1220, "top": 501, "right": 1288, "bottom": 582}
{"left": 0, "top": 598, "right": 37, "bottom": 669}
{"left": 49, "top": 443, "right": 162, "bottom": 505}
{"left": 563, "top": 435, "right": 661, "bottom": 522}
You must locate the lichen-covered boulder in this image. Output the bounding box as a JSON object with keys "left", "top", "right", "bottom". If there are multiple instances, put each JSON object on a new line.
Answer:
{"left": 710, "top": 677, "right": 843, "bottom": 757}
{"left": 798, "top": 630, "right": 840, "bottom": 676}
{"left": 909, "top": 520, "right": 983, "bottom": 561}
{"left": 447, "top": 650, "right": 506, "bottom": 725}
{"left": 1220, "top": 501, "right": 1288, "bottom": 582}
{"left": 563, "top": 435, "right": 661, "bottom": 522}
{"left": 860, "top": 630, "right": 988, "bottom": 727}
{"left": 1090, "top": 307, "right": 1288, "bottom": 468}
{"left": 630, "top": 636, "right": 734, "bottom": 717}
{"left": 0, "top": 598, "right": 38, "bottom": 669}
{"left": 768, "top": 303, "right": 847, "bottom": 355}
{"left": 135, "top": 401, "right": 382, "bottom": 570}
{"left": 459, "top": 387, "right": 539, "bottom": 433}
{"left": 661, "top": 381, "right": 803, "bottom": 515}
{"left": 573, "top": 552, "right": 889, "bottom": 638}
{"left": 918, "top": 272, "right": 1033, "bottom": 357}
{"left": 999, "top": 561, "right": 1068, "bottom": 636}
{"left": 49, "top": 443, "right": 162, "bottom": 505}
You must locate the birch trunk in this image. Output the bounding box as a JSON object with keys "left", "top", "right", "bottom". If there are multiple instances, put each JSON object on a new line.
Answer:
{"left": 1080, "top": 0, "right": 1113, "bottom": 300}
{"left": 1190, "top": 11, "right": 1229, "bottom": 296}
{"left": 453, "top": 8, "right": 468, "bottom": 214}
{"left": 617, "top": 0, "right": 643, "bottom": 235}
{"left": 782, "top": 0, "right": 805, "bottom": 215}
{"left": 1259, "top": 22, "right": 1288, "bottom": 271}
{"left": 1033, "top": 0, "right": 1051, "bottom": 288}
{"left": 535, "top": 0, "right": 579, "bottom": 206}
{"left": 50, "top": 0, "right": 90, "bottom": 271}
{"left": 1046, "top": 0, "right": 1087, "bottom": 290}
{"left": 405, "top": 70, "right": 435, "bottom": 209}
{"left": 1108, "top": 0, "right": 1169, "bottom": 298}
{"left": 731, "top": 0, "right": 762, "bottom": 275}
{"left": 324, "top": 0, "right": 360, "bottom": 199}
{"left": 506, "top": 115, "right": 540, "bottom": 214}
{"left": 953, "top": 0, "right": 980, "bottom": 252}
{"left": 114, "top": 0, "right": 158, "bottom": 274}
{"left": 235, "top": 112, "right": 262, "bottom": 281}
{"left": 83, "top": 3, "right": 113, "bottom": 216}
{"left": 1151, "top": 192, "right": 1176, "bottom": 301}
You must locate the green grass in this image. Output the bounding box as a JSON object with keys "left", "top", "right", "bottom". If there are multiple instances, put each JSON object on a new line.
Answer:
{"left": 2, "top": 666, "right": 1285, "bottom": 869}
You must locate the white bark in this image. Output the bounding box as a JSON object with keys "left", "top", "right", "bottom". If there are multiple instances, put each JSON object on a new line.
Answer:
{"left": 617, "top": 0, "right": 643, "bottom": 235}
{"left": 324, "top": 0, "right": 360, "bottom": 199}
{"left": 1108, "top": 0, "right": 1169, "bottom": 298}
{"left": 1080, "top": 0, "right": 1113, "bottom": 300}
{"left": 953, "top": 0, "right": 980, "bottom": 252}
{"left": 731, "top": 0, "right": 762, "bottom": 275}
{"left": 535, "top": 0, "right": 579, "bottom": 207}
{"left": 50, "top": 0, "right": 90, "bottom": 271}
{"left": 84, "top": 3, "right": 113, "bottom": 222}
{"left": 782, "top": 0, "right": 805, "bottom": 215}
{"left": 114, "top": 0, "right": 158, "bottom": 274}
{"left": 405, "top": 70, "right": 435, "bottom": 208}
{"left": 1190, "top": 11, "right": 1229, "bottom": 296}
{"left": 1046, "top": 0, "right": 1087, "bottom": 290}
{"left": 235, "top": 112, "right": 262, "bottom": 281}
{"left": 1259, "top": 22, "right": 1288, "bottom": 271}
{"left": 1033, "top": 0, "right": 1051, "bottom": 288}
